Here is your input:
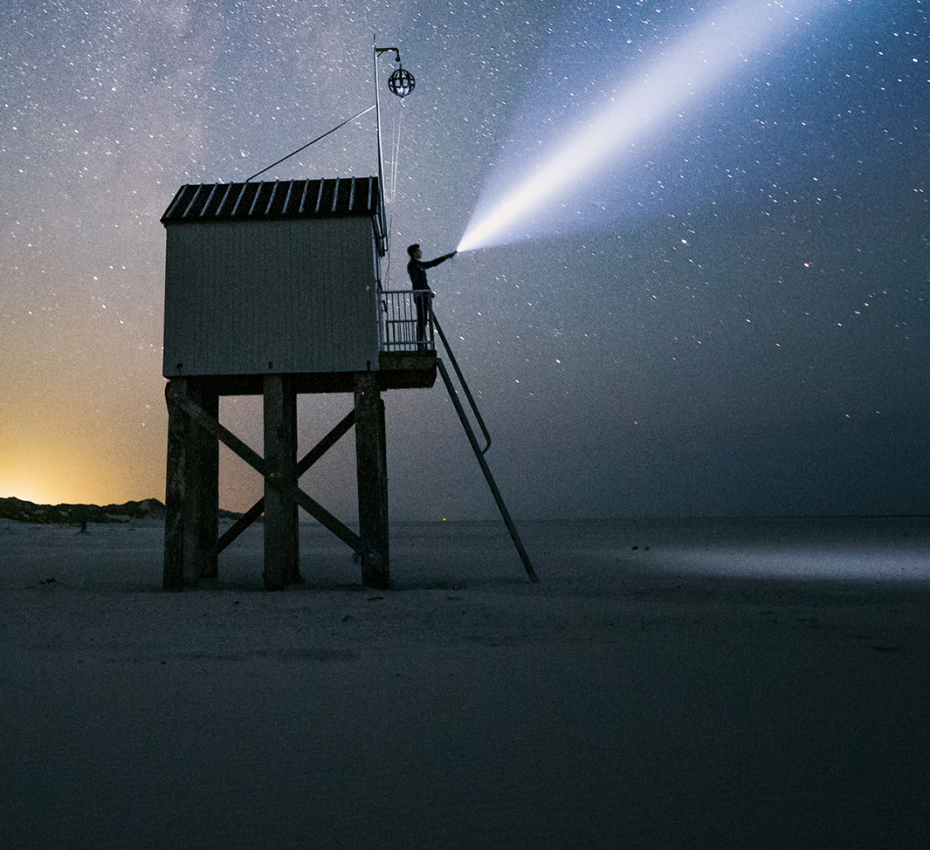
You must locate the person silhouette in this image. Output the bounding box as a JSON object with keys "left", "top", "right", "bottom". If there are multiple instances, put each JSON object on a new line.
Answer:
{"left": 406, "top": 243, "right": 456, "bottom": 347}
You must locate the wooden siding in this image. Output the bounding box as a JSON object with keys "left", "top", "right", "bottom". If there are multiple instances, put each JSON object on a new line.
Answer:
{"left": 163, "top": 218, "right": 380, "bottom": 377}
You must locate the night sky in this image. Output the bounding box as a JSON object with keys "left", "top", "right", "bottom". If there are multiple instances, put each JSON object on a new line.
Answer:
{"left": 2, "top": 0, "right": 928, "bottom": 520}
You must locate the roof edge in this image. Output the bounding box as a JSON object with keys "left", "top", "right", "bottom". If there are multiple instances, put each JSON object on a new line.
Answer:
{"left": 161, "top": 177, "right": 381, "bottom": 224}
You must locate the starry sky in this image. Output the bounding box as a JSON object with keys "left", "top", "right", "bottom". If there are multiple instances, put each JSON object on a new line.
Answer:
{"left": 2, "top": 0, "right": 928, "bottom": 520}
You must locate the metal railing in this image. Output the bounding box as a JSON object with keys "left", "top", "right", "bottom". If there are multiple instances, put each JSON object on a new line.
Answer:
{"left": 379, "top": 289, "right": 435, "bottom": 351}
{"left": 433, "top": 311, "right": 539, "bottom": 583}
{"left": 376, "top": 293, "right": 539, "bottom": 583}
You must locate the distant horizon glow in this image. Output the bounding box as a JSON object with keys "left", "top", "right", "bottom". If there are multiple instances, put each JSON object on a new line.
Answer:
{"left": 456, "top": 0, "right": 826, "bottom": 254}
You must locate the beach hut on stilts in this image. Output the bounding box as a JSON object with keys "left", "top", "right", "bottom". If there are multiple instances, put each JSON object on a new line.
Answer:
{"left": 159, "top": 43, "right": 536, "bottom": 591}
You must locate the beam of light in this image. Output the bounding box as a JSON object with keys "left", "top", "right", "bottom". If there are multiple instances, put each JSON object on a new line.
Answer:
{"left": 457, "top": 0, "right": 829, "bottom": 254}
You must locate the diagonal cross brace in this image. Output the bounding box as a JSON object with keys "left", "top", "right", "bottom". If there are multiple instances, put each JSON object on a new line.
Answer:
{"left": 217, "top": 409, "right": 357, "bottom": 552}
{"left": 170, "top": 391, "right": 363, "bottom": 554}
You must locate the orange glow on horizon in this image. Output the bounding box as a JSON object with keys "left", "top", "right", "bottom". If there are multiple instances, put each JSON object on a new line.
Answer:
{"left": 0, "top": 437, "right": 166, "bottom": 508}
{"left": 0, "top": 474, "right": 123, "bottom": 507}
{"left": 0, "top": 483, "right": 60, "bottom": 506}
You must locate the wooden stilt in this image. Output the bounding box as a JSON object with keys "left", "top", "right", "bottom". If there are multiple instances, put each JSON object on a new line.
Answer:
{"left": 189, "top": 379, "right": 219, "bottom": 581}
{"left": 218, "top": 408, "right": 357, "bottom": 554}
{"left": 163, "top": 378, "right": 190, "bottom": 591}
{"left": 163, "top": 378, "right": 218, "bottom": 589}
{"left": 354, "top": 371, "right": 389, "bottom": 588}
{"left": 163, "top": 374, "right": 410, "bottom": 592}
{"left": 263, "top": 374, "right": 300, "bottom": 590}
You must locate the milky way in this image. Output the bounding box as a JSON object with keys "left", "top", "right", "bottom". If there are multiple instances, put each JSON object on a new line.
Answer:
{"left": 1, "top": 0, "right": 927, "bottom": 519}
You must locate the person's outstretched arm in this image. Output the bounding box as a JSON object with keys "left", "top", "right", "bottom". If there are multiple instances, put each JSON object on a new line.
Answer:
{"left": 422, "top": 251, "right": 457, "bottom": 269}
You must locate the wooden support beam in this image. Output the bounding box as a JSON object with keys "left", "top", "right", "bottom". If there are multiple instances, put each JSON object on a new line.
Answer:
{"left": 298, "top": 409, "right": 356, "bottom": 477}
{"left": 163, "top": 378, "right": 191, "bottom": 591}
{"left": 177, "top": 393, "right": 361, "bottom": 556}
{"left": 263, "top": 374, "right": 300, "bottom": 590}
{"left": 354, "top": 371, "right": 389, "bottom": 588}
{"left": 293, "top": 489, "right": 362, "bottom": 552}
{"left": 167, "top": 383, "right": 365, "bottom": 587}
{"left": 216, "top": 408, "right": 357, "bottom": 554}
{"left": 190, "top": 380, "right": 219, "bottom": 580}
{"left": 163, "top": 378, "right": 219, "bottom": 589}
{"left": 217, "top": 499, "right": 264, "bottom": 555}
{"left": 176, "top": 394, "right": 266, "bottom": 475}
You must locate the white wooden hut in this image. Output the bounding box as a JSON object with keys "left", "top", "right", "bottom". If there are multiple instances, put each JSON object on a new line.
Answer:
{"left": 160, "top": 177, "right": 434, "bottom": 591}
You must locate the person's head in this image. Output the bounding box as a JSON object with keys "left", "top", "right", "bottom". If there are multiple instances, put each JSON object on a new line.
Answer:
{"left": 407, "top": 243, "right": 422, "bottom": 260}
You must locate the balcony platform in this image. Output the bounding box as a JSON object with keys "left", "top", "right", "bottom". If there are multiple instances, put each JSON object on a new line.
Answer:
{"left": 377, "top": 350, "right": 437, "bottom": 390}
{"left": 166, "top": 351, "right": 436, "bottom": 397}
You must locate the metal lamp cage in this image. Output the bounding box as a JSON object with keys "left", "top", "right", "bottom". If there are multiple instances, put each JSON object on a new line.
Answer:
{"left": 388, "top": 67, "right": 415, "bottom": 98}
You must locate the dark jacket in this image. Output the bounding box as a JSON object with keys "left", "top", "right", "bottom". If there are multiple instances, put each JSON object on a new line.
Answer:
{"left": 407, "top": 253, "right": 454, "bottom": 290}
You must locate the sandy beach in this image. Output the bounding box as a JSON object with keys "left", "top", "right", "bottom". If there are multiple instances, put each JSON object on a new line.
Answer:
{"left": 2, "top": 516, "right": 929, "bottom": 848}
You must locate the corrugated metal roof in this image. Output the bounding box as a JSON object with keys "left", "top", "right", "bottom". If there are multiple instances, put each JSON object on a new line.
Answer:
{"left": 161, "top": 177, "right": 380, "bottom": 223}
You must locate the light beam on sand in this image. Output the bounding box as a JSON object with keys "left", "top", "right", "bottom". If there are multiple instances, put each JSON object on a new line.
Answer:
{"left": 457, "top": 0, "right": 827, "bottom": 253}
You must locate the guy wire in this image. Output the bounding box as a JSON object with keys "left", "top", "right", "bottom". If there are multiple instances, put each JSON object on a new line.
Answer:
{"left": 382, "top": 101, "right": 406, "bottom": 286}
{"left": 245, "top": 104, "right": 376, "bottom": 182}
{"left": 390, "top": 101, "right": 405, "bottom": 206}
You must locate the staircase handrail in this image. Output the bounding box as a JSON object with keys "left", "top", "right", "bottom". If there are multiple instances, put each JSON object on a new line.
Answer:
{"left": 432, "top": 314, "right": 492, "bottom": 455}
